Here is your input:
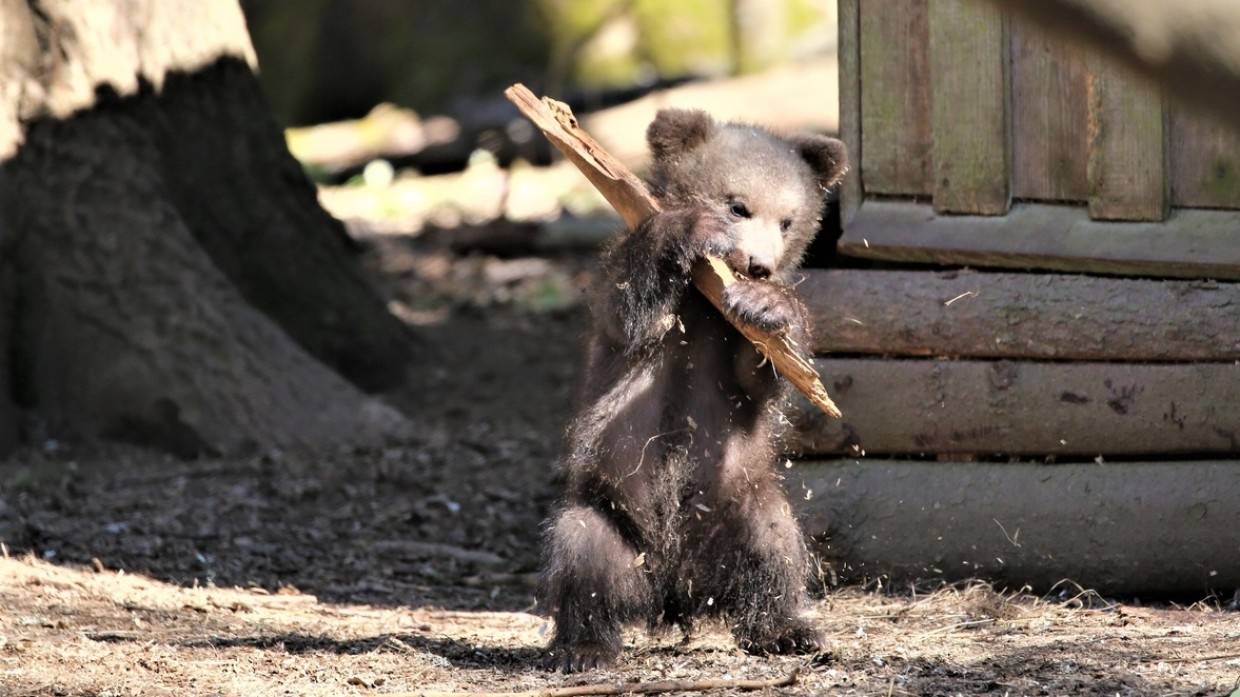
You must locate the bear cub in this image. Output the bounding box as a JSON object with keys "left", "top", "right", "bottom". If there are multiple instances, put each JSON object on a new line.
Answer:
{"left": 541, "top": 108, "right": 848, "bottom": 672}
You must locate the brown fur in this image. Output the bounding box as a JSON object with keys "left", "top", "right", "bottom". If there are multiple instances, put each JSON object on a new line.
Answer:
{"left": 540, "top": 109, "right": 847, "bottom": 672}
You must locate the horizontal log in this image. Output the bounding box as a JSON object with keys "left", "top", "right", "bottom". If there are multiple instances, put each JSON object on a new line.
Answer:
{"left": 786, "top": 359, "right": 1240, "bottom": 456}
{"left": 802, "top": 269, "right": 1240, "bottom": 361}
{"left": 838, "top": 200, "right": 1240, "bottom": 280}
{"left": 792, "top": 459, "right": 1240, "bottom": 595}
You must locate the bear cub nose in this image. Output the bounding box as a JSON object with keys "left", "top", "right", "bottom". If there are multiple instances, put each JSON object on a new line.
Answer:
{"left": 747, "top": 258, "right": 773, "bottom": 279}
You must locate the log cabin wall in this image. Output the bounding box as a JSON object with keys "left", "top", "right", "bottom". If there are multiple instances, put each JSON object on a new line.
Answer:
{"left": 793, "top": 0, "right": 1240, "bottom": 593}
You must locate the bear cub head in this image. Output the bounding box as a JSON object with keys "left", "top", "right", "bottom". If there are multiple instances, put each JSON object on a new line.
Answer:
{"left": 646, "top": 108, "right": 848, "bottom": 280}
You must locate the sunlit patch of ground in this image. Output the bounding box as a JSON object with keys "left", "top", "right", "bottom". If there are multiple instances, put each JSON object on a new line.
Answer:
{"left": 2, "top": 556, "right": 1237, "bottom": 696}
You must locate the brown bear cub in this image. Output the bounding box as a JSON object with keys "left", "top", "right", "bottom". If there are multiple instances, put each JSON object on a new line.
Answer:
{"left": 541, "top": 108, "right": 848, "bottom": 672}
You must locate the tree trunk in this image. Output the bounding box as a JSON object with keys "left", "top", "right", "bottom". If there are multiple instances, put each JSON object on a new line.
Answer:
{"left": 0, "top": 240, "right": 16, "bottom": 454}
{"left": 149, "top": 60, "right": 415, "bottom": 392}
{"left": 0, "top": 0, "right": 414, "bottom": 456}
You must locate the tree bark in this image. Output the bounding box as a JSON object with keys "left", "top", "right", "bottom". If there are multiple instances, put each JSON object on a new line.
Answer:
{"left": 148, "top": 61, "right": 415, "bottom": 391}
{"left": 6, "top": 94, "right": 409, "bottom": 456}
{"left": 0, "top": 232, "right": 16, "bottom": 454}
{"left": 0, "top": 0, "right": 413, "bottom": 455}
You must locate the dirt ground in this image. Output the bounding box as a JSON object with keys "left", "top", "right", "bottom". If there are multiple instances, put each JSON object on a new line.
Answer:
{"left": 2, "top": 230, "right": 1239, "bottom": 696}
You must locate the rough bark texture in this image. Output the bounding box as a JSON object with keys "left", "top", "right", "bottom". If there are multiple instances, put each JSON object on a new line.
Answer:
{"left": 0, "top": 0, "right": 413, "bottom": 455}
{"left": 803, "top": 269, "right": 1240, "bottom": 361}
{"left": 149, "top": 60, "right": 414, "bottom": 391}
{"left": 6, "top": 104, "right": 409, "bottom": 456}
{"left": 787, "top": 359, "right": 1240, "bottom": 457}
{"left": 0, "top": 223, "right": 16, "bottom": 454}
{"left": 794, "top": 459, "right": 1240, "bottom": 595}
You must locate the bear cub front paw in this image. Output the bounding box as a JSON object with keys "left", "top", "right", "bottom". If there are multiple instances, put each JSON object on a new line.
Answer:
{"left": 722, "top": 280, "right": 799, "bottom": 334}
{"left": 686, "top": 209, "right": 736, "bottom": 259}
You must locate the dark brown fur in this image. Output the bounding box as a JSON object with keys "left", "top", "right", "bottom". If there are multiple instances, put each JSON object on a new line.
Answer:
{"left": 541, "top": 109, "right": 847, "bottom": 672}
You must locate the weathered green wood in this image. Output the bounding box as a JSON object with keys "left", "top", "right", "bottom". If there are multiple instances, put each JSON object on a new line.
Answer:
{"left": 859, "top": 0, "right": 931, "bottom": 196}
{"left": 787, "top": 359, "right": 1240, "bottom": 456}
{"left": 838, "top": 200, "right": 1240, "bottom": 280}
{"left": 1010, "top": 17, "right": 1090, "bottom": 202}
{"left": 801, "top": 269, "right": 1240, "bottom": 361}
{"left": 929, "top": 0, "right": 1010, "bottom": 215}
{"left": 1169, "top": 106, "right": 1240, "bottom": 210}
{"left": 1086, "top": 57, "right": 1167, "bottom": 221}
{"left": 837, "top": 0, "right": 862, "bottom": 225}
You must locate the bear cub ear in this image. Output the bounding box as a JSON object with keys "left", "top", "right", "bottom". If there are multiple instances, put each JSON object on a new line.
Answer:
{"left": 793, "top": 134, "right": 849, "bottom": 190}
{"left": 647, "top": 108, "right": 715, "bottom": 161}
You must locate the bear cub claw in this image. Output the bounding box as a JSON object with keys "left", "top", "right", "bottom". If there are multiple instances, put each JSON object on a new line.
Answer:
{"left": 721, "top": 281, "right": 798, "bottom": 334}
{"left": 550, "top": 642, "right": 620, "bottom": 673}
{"left": 739, "top": 621, "right": 824, "bottom": 656}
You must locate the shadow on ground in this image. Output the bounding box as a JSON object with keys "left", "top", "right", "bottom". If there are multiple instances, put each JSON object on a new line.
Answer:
{"left": 0, "top": 289, "right": 586, "bottom": 612}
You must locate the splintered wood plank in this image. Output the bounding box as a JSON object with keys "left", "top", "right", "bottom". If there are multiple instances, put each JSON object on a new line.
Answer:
{"left": 801, "top": 269, "right": 1240, "bottom": 361}
{"left": 838, "top": 199, "right": 1240, "bottom": 280}
{"left": 859, "top": 0, "right": 931, "bottom": 196}
{"left": 838, "top": 0, "right": 862, "bottom": 224}
{"left": 1086, "top": 57, "right": 1167, "bottom": 221}
{"left": 1010, "top": 18, "right": 1090, "bottom": 202}
{"left": 929, "top": 0, "right": 1010, "bottom": 215}
{"left": 787, "top": 359, "right": 1240, "bottom": 456}
{"left": 1169, "top": 107, "right": 1240, "bottom": 210}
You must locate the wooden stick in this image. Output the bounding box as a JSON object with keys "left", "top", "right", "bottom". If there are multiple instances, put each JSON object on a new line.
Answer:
{"left": 504, "top": 84, "right": 841, "bottom": 418}
{"left": 390, "top": 669, "right": 798, "bottom": 697}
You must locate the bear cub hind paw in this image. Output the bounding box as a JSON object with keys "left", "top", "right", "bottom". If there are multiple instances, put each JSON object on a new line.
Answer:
{"left": 738, "top": 621, "right": 824, "bottom": 656}
{"left": 549, "top": 641, "right": 621, "bottom": 673}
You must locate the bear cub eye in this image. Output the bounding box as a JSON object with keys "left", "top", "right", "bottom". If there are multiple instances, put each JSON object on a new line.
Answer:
{"left": 780, "top": 219, "right": 792, "bottom": 232}
{"left": 728, "top": 201, "right": 752, "bottom": 219}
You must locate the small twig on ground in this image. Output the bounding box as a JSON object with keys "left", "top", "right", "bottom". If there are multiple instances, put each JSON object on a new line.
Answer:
{"left": 914, "top": 617, "right": 997, "bottom": 638}
{"left": 373, "top": 540, "right": 506, "bottom": 567}
{"left": 460, "top": 571, "right": 540, "bottom": 588}
{"left": 1161, "top": 652, "right": 1240, "bottom": 664}
{"left": 943, "top": 290, "right": 976, "bottom": 306}
{"left": 387, "top": 669, "right": 798, "bottom": 697}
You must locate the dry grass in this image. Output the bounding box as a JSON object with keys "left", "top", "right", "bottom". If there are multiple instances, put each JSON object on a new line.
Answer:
{"left": 2, "top": 556, "right": 1238, "bottom": 696}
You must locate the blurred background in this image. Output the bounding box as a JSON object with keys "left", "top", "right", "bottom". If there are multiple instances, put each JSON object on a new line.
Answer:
{"left": 243, "top": 0, "right": 843, "bottom": 304}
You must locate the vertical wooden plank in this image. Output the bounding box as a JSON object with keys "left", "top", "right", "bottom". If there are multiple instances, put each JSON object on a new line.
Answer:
{"left": 1010, "top": 18, "right": 1089, "bottom": 202}
{"left": 838, "top": 0, "right": 862, "bottom": 226}
{"left": 859, "top": 0, "right": 931, "bottom": 197}
{"left": 1086, "top": 57, "right": 1167, "bottom": 221}
{"left": 929, "top": 0, "right": 1010, "bottom": 215}
{"left": 1169, "top": 108, "right": 1240, "bottom": 210}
